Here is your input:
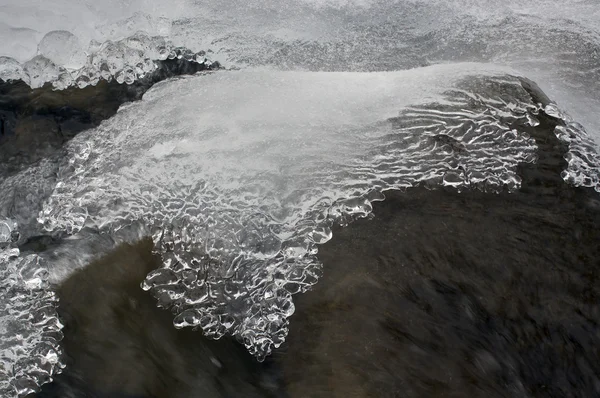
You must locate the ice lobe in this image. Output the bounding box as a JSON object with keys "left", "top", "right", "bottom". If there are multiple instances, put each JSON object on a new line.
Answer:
{"left": 38, "top": 64, "right": 540, "bottom": 359}
{"left": 37, "top": 30, "right": 87, "bottom": 70}
{"left": 22, "top": 56, "right": 61, "bottom": 89}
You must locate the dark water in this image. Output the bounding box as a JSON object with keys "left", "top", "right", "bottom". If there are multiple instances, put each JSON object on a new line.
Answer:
{"left": 2, "top": 70, "right": 600, "bottom": 397}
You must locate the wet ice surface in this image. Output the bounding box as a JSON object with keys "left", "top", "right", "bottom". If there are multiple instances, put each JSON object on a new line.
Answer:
{"left": 33, "top": 64, "right": 541, "bottom": 359}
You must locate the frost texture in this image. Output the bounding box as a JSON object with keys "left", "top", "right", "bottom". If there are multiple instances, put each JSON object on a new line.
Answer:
{"left": 39, "top": 66, "right": 539, "bottom": 359}
{"left": 545, "top": 104, "right": 600, "bottom": 192}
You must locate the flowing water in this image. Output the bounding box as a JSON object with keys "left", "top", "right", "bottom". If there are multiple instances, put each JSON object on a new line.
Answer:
{"left": 0, "top": 0, "right": 599, "bottom": 395}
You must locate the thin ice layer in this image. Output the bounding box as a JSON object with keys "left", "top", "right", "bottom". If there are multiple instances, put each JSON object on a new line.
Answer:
{"left": 0, "top": 159, "right": 65, "bottom": 395}
{"left": 39, "top": 65, "right": 539, "bottom": 358}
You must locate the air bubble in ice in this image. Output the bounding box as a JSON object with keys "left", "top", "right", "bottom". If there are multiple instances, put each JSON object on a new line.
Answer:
{"left": 442, "top": 170, "right": 465, "bottom": 187}
{"left": 544, "top": 103, "right": 563, "bottom": 119}
{"left": 308, "top": 225, "right": 332, "bottom": 244}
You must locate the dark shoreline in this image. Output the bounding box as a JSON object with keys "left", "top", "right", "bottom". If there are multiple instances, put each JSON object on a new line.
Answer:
{"left": 2, "top": 74, "right": 598, "bottom": 396}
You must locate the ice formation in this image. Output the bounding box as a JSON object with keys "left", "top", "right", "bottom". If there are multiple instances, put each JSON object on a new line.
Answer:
{"left": 37, "top": 65, "right": 540, "bottom": 358}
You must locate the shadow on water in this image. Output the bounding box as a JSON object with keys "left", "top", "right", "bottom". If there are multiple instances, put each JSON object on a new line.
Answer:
{"left": 4, "top": 76, "right": 599, "bottom": 397}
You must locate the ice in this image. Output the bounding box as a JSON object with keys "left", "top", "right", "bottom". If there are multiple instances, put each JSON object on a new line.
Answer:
{"left": 0, "top": 245, "right": 63, "bottom": 397}
{"left": 0, "top": 219, "right": 17, "bottom": 244}
{"left": 22, "top": 56, "right": 60, "bottom": 88}
{"left": 546, "top": 104, "right": 600, "bottom": 192}
{"left": 37, "top": 30, "right": 86, "bottom": 70}
{"left": 0, "top": 56, "right": 26, "bottom": 82}
{"left": 0, "top": 0, "right": 598, "bottom": 138}
{"left": 38, "top": 64, "right": 540, "bottom": 359}
{"left": 2, "top": 0, "right": 600, "bottom": 392}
